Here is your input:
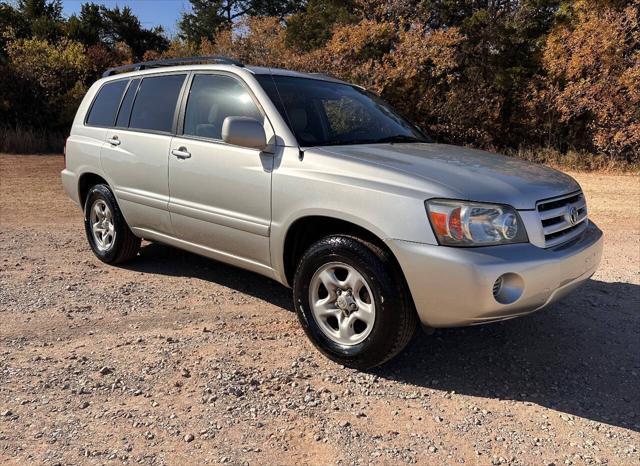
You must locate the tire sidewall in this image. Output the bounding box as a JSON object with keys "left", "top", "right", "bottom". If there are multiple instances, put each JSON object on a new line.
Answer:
{"left": 293, "top": 237, "right": 406, "bottom": 367}
{"left": 83, "top": 184, "right": 126, "bottom": 263}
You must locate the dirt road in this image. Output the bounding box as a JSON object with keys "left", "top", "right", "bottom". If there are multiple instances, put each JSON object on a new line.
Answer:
{"left": 1, "top": 155, "right": 638, "bottom": 465}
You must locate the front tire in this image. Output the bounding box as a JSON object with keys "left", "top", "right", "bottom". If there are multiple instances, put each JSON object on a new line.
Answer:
{"left": 83, "top": 184, "right": 140, "bottom": 264}
{"left": 293, "top": 235, "right": 417, "bottom": 369}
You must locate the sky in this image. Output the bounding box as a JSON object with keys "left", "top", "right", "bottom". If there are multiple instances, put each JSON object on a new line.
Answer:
{"left": 61, "top": 0, "right": 192, "bottom": 37}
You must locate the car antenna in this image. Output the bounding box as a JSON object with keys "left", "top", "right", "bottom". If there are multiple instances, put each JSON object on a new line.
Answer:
{"left": 298, "top": 148, "right": 305, "bottom": 161}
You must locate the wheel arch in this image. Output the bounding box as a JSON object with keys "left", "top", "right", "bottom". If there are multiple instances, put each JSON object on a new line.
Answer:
{"left": 281, "top": 215, "right": 408, "bottom": 290}
{"left": 78, "top": 172, "right": 110, "bottom": 209}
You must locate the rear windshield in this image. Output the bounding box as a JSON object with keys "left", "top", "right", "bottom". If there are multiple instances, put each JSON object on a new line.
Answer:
{"left": 255, "top": 75, "right": 429, "bottom": 147}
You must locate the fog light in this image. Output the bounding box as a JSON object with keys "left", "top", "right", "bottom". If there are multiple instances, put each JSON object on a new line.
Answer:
{"left": 492, "top": 276, "right": 504, "bottom": 297}
{"left": 492, "top": 273, "right": 524, "bottom": 304}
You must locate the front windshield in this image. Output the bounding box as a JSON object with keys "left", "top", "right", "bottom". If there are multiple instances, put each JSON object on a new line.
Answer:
{"left": 255, "top": 75, "right": 430, "bottom": 147}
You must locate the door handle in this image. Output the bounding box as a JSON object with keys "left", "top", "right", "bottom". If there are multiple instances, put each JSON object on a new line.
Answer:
{"left": 171, "top": 147, "right": 191, "bottom": 159}
{"left": 108, "top": 135, "right": 121, "bottom": 146}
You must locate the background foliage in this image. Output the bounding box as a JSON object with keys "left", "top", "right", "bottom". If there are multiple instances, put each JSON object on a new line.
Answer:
{"left": 0, "top": 0, "right": 638, "bottom": 167}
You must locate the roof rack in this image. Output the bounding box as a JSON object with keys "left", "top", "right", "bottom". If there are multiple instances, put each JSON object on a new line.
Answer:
{"left": 102, "top": 55, "right": 244, "bottom": 78}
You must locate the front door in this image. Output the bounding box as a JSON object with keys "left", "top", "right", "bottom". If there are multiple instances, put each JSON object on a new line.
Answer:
{"left": 168, "top": 73, "right": 274, "bottom": 269}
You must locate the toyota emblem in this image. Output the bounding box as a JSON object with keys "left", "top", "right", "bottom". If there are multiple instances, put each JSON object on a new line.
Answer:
{"left": 568, "top": 206, "right": 579, "bottom": 224}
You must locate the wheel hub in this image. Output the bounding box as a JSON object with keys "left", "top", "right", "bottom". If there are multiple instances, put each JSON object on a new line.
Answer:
{"left": 336, "top": 290, "right": 358, "bottom": 314}
{"left": 308, "top": 262, "right": 376, "bottom": 346}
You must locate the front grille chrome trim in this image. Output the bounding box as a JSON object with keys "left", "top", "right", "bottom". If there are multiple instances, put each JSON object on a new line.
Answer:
{"left": 542, "top": 211, "right": 587, "bottom": 235}
{"left": 536, "top": 191, "right": 588, "bottom": 248}
{"left": 538, "top": 198, "right": 587, "bottom": 220}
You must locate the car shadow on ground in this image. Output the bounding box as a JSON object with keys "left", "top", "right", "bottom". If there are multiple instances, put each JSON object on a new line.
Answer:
{"left": 126, "top": 243, "right": 639, "bottom": 432}
{"left": 127, "top": 242, "right": 293, "bottom": 311}
{"left": 374, "top": 279, "right": 640, "bottom": 432}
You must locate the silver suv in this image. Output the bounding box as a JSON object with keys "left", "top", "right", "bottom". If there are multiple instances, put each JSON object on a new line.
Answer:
{"left": 61, "top": 56, "right": 603, "bottom": 368}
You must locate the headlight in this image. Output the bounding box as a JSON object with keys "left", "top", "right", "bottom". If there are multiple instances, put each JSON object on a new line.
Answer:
{"left": 425, "top": 199, "right": 528, "bottom": 246}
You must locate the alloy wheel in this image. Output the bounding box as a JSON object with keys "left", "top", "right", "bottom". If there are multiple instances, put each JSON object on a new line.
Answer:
{"left": 309, "top": 262, "right": 376, "bottom": 346}
{"left": 89, "top": 199, "right": 116, "bottom": 251}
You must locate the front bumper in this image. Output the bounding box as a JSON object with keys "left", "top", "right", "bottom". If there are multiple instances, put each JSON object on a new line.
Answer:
{"left": 387, "top": 222, "right": 603, "bottom": 327}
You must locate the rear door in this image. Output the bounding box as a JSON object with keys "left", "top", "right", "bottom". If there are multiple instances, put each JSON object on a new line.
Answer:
{"left": 168, "top": 72, "right": 275, "bottom": 268}
{"left": 101, "top": 73, "right": 187, "bottom": 235}
{"left": 74, "top": 79, "right": 130, "bottom": 197}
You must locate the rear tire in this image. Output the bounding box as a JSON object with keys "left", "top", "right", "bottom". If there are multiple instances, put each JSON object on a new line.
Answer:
{"left": 293, "top": 235, "right": 417, "bottom": 369}
{"left": 84, "top": 184, "right": 140, "bottom": 264}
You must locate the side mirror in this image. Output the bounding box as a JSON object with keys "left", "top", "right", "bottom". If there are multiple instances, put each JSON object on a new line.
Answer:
{"left": 222, "top": 116, "right": 267, "bottom": 151}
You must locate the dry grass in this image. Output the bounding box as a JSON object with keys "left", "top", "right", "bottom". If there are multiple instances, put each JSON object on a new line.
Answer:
{"left": 0, "top": 126, "right": 66, "bottom": 154}
{"left": 506, "top": 147, "right": 639, "bottom": 173}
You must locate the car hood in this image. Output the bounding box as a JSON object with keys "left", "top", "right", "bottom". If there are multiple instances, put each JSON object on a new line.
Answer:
{"left": 314, "top": 143, "right": 580, "bottom": 209}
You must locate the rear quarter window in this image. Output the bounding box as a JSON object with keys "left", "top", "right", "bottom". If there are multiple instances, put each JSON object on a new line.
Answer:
{"left": 86, "top": 80, "right": 128, "bottom": 127}
{"left": 129, "top": 74, "right": 186, "bottom": 133}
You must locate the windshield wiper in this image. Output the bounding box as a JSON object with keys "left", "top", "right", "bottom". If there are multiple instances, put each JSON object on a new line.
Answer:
{"left": 318, "top": 135, "right": 428, "bottom": 147}
{"left": 320, "top": 138, "right": 379, "bottom": 146}
{"left": 373, "top": 135, "right": 426, "bottom": 144}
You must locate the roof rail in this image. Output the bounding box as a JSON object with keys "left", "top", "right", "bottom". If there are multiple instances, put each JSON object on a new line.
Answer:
{"left": 308, "top": 71, "right": 343, "bottom": 82}
{"left": 102, "top": 55, "right": 244, "bottom": 78}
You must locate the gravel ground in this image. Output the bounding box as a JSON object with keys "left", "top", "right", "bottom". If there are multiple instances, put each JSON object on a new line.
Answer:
{"left": 0, "top": 154, "right": 638, "bottom": 465}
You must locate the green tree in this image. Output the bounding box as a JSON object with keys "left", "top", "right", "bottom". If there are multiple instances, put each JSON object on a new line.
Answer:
{"left": 179, "top": 0, "right": 231, "bottom": 45}
{"left": 0, "top": 3, "right": 28, "bottom": 58}
{"left": 100, "top": 5, "right": 169, "bottom": 60}
{"left": 285, "top": 0, "right": 358, "bottom": 52}
{"left": 178, "top": 0, "right": 303, "bottom": 45}
{"left": 250, "top": 0, "right": 303, "bottom": 18}
{"left": 4, "top": 37, "right": 87, "bottom": 129}
{"left": 66, "top": 3, "right": 104, "bottom": 47}
{"left": 18, "top": 0, "right": 64, "bottom": 40}
{"left": 0, "top": 0, "right": 177, "bottom": 151}
{"left": 0, "top": 0, "right": 64, "bottom": 44}
{"left": 66, "top": 3, "right": 169, "bottom": 60}
{"left": 373, "top": 0, "right": 562, "bottom": 147}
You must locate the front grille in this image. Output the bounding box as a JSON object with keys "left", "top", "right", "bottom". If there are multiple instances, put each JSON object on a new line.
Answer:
{"left": 537, "top": 191, "right": 588, "bottom": 248}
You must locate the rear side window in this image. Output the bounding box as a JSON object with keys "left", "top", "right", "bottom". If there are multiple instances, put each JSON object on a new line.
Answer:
{"left": 86, "top": 80, "right": 128, "bottom": 127}
{"left": 129, "top": 74, "right": 186, "bottom": 133}
{"left": 183, "top": 74, "right": 262, "bottom": 140}
{"left": 115, "top": 78, "right": 140, "bottom": 128}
